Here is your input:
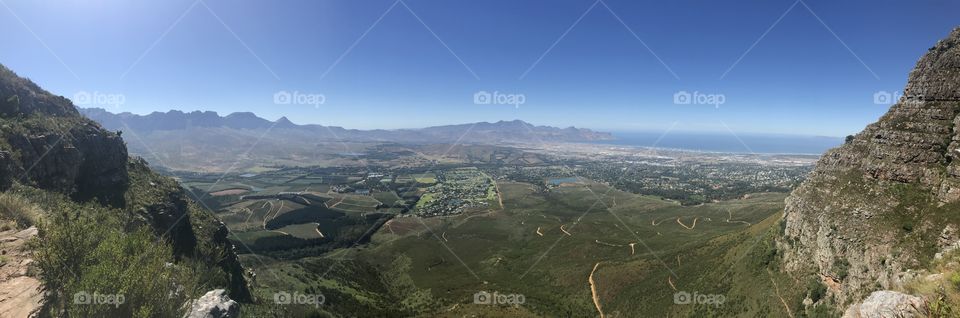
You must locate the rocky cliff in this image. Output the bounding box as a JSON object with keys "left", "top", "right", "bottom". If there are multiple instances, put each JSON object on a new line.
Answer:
{"left": 0, "top": 63, "right": 252, "bottom": 304}
{"left": 0, "top": 66, "right": 129, "bottom": 207}
{"left": 779, "top": 27, "right": 960, "bottom": 307}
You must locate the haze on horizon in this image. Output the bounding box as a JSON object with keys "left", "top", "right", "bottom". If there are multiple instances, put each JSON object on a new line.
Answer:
{"left": 1, "top": 0, "right": 958, "bottom": 137}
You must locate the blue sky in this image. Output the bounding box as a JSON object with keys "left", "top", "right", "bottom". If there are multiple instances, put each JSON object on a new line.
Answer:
{"left": 0, "top": 0, "right": 957, "bottom": 137}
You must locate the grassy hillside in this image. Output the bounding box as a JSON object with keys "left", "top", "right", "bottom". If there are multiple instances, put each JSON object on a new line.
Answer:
{"left": 239, "top": 180, "right": 826, "bottom": 317}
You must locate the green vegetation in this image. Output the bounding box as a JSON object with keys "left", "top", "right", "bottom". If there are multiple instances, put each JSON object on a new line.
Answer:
{"left": 237, "top": 176, "right": 811, "bottom": 317}
{"left": 35, "top": 208, "right": 202, "bottom": 317}
{"left": 0, "top": 191, "right": 42, "bottom": 227}
{"left": 0, "top": 160, "right": 245, "bottom": 317}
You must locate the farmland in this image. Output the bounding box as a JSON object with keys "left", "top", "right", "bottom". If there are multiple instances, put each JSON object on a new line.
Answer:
{"left": 166, "top": 144, "right": 818, "bottom": 316}
{"left": 243, "top": 178, "right": 802, "bottom": 317}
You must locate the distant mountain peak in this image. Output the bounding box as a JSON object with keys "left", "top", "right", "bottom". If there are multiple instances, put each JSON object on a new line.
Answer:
{"left": 275, "top": 116, "right": 296, "bottom": 127}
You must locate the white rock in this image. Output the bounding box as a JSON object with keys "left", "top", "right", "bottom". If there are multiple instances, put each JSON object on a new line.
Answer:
{"left": 183, "top": 289, "right": 239, "bottom": 318}
{"left": 842, "top": 291, "right": 926, "bottom": 318}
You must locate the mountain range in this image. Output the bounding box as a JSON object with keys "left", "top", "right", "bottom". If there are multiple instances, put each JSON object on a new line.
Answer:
{"left": 79, "top": 108, "right": 613, "bottom": 144}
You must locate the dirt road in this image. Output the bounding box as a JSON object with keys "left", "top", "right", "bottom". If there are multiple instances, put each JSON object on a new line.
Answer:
{"left": 676, "top": 217, "right": 698, "bottom": 230}
{"left": 589, "top": 262, "right": 605, "bottom": 318}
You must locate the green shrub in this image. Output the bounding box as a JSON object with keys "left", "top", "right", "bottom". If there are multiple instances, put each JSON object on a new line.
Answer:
{"left": 35, "top": 206, "right": 203, "bottom": 318}
{"left": 807, "top": 278, "right": 827, "bottom": 303}
{"left": 834, "top": 258, "right": 850, "bottom": 280}
{"left": 0, "top": 192, "right": 42, "bottom": 228}
{"left": 950, "top": 272, "right": 960, "bottom": 290}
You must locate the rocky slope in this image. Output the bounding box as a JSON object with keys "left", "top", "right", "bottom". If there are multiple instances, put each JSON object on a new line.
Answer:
{"left": 0, "top": 67, "right": 128, "bottom": 207}
{"left": 779, "top": 27, "right": 960, "bottom": 308}
{"left": 0, "top": 63, "right": 252, "bottom": 313}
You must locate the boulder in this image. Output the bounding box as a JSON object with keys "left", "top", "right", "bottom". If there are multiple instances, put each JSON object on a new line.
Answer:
{"left": 842, "top": 291, "right": 927, "bottom": 318}
{"left": 183, "top": 289, "right": 239, "bottom": 318}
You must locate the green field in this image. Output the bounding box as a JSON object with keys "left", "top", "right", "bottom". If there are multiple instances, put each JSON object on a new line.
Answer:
{"left": 412, "top": 173, "right": 437, "bottom": 184}
{"left": 243, "top": 180, "right": 807, "bottom": 317}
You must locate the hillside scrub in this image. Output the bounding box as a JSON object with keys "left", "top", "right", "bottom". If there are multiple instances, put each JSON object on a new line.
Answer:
{"left": 0, "top": 191, "right": 41, "bottom": 228}
{"left": 33, "top": 198, "right": 206, "bottom": 317}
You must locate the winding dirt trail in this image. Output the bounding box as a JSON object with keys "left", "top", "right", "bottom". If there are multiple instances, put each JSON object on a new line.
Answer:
{"left": 384, "top": 219, "right": 396, "bottom": 234}
{"left": 536, "top": 227, "right": 544, "bottom": 236}
{"left": 244, "top": 201, "right": 271, "bottom": 224}
{"left": 628, "top": 243, "right": 636, "bottom": 255}
{"left": 589, "top": 262, "right": 605, "bottom": 318}
{"left": 667, "top": 275, "right": 677, "bottom": 291}
{"left": 262, "top": 200, "right": 284, "bottom": 230}
{"left": 594, "top": 240, "right": 623, "bottom": 247}
{"left": 442, "top": 231, "right": 449, "bottom": 242}
{"left": 725, "top": 209, "right": 752, "bottom": 226}
{"left": 676, "top": 217, "right": 698, "bottom": 230}
{"left": 767, "top": 270, "right": 794, "bottom": 318}
{"left": 560, "top": 224, "right": 572, "bottom": 236}
{"left": 494, "top": 180, "right": 504, "bottom": 209}
{"left": 651, "top": 218, "right": 667, "bottom": 226}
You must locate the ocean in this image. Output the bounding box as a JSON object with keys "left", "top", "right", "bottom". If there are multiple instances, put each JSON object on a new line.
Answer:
{"left": 592, "top": 131, "right": 843, "bottom": 155}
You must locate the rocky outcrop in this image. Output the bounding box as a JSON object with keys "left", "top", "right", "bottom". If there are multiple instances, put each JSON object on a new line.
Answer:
{"left": 211, "top": 221, "right": 252, "bottom": 302}
{"left": 0, "top": 63, "right": 254, "bottom": 308}
{"left": 0, "top": 65, "right": 78, "bottom": 118}
{"left": 183, "top": 289, "right": 240, "bottom": 318}
{"left": 842, "top": 291, "right": 927, "bottom": 318}
{"left": 779, "top": 27, "right": 960, "bottom": 307}
{"left": 4, "top": 123, "right": 129, "bottom": 207}
{"left": 0, "top": 65, "right": 129, "bottom": 207}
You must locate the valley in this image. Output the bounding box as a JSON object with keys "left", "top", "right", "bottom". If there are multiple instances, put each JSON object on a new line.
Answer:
{"left": 1, "top": 3, "right": 957, "bottom": 316}
{"left": 168, "top": 141, "right": 817, "bottom": 316}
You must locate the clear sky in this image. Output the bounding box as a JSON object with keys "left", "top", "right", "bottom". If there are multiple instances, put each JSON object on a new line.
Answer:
{"left": 0, "top": 0, "right": 957, "bottom": 137}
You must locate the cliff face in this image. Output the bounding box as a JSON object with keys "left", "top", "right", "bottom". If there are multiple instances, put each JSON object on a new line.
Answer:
{"left": 779, "top": 27, "right": 960, "bottom": 306}
{"left": 0, "top": 64, "right": 251, "bottom": 301}
{"left": 0, "top": 65, "right": 129, "bottom": 206}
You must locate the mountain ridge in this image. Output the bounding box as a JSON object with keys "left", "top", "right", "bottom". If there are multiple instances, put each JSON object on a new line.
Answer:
{"left": 80, "top": 107, "right": 614, "bottom": 143}
{"left": 778, "top": 26, "right": 960, "bottom": 313}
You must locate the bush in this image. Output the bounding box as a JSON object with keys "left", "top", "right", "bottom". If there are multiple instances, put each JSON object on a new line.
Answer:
{"left": 950, "top": 272, "right": 960, "bottom": 290}
{"left": 807, "top": 278, "right": 827, "bottom": 302}
{"left": 834, "top": 258, "right": 850, "bottom": 280}
{"left": 0, "top": 192, "right": 42, "bottom": 228}
{"left": 35, "top": 206, "right": 203, "bottom": 318}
